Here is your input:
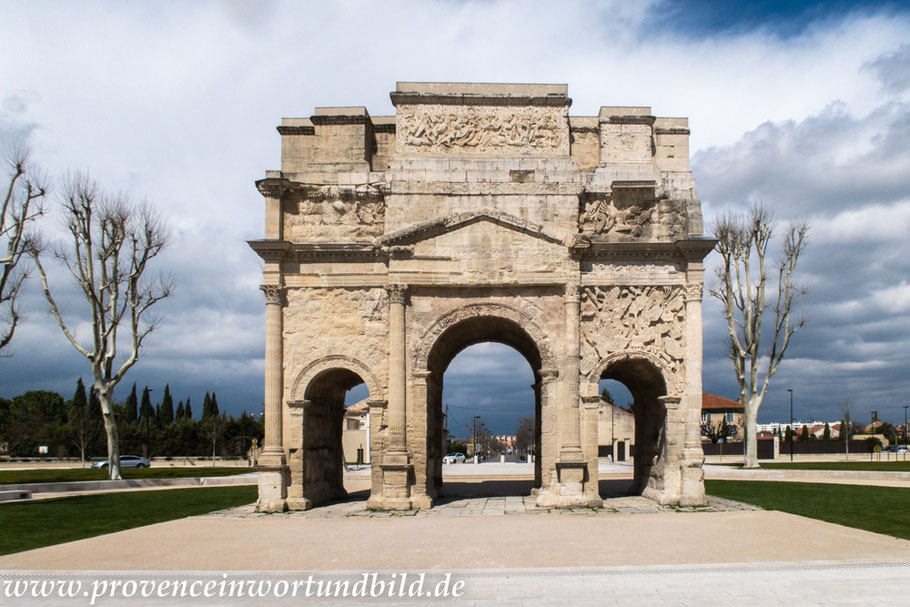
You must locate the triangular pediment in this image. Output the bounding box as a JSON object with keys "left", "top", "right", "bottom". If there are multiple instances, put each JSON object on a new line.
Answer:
{"left": 381, "top": 211, "right": 566, "bottom": 247}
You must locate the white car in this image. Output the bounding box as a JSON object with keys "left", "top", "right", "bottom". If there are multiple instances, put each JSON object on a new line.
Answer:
{"left": 91, "top": 455, "right": 150, "bottom": 469}
{"left": 443, "top": 453, "right": 466, "bottom": 464}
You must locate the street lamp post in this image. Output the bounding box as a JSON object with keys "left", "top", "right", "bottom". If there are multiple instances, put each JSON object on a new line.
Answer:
{"left": 611, "top": 402, "right": 616, "bottom": 463}
{"left": 871, "top": 410, "right": 878, "bottom": 461}
{"left": 473, "top": 416, "right": 480, "bottom": 464}
{"left": 788, "top": 389, "right": 793, "bottom": 462}
{"left": 904, "top": 405, "right": 908, "bottom": 449}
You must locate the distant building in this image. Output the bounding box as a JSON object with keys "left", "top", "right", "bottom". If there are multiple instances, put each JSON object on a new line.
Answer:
{"left": 342, "top": 400, "right": 370, "bottom": 464}
{"left": 597, "top": 400, "right": 634, "bottom": 462}
{"left": 701, "top": 393, "right": 745, "bottom": 442}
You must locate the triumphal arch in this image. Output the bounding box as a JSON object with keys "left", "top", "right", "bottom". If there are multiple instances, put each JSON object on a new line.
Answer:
{"left": 250, "top": 82, "right": 714, "bottom": 511}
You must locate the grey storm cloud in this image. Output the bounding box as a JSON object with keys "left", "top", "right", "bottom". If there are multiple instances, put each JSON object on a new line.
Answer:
{"left": 694, "top": 48, "right": 910, "bottom": 423}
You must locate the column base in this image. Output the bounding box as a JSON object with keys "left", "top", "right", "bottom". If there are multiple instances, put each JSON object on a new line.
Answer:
{"left": 367, "top": 457, "right": 416, "bottom": 511}
{"left": 679, "top": 448, "right": 707, "bottom": 506}
{"left": 535, "top": 461, "right": 601, "bottom": 508}
{"left": 286, "top": 497, "right": 313, "bottom": 511}
{"left": 256, "top": 454, "right": 288, "bottom": 513}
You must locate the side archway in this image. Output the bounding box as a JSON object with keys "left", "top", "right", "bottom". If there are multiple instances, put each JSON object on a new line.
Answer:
{"left": 285, "top": 355, "right": 384, "bottom": 509}
{"left": 290, "top": 354, "right": 385, "bottom": 404}
{"left": 583, "top": 350, "right": 676, "bottom": 497}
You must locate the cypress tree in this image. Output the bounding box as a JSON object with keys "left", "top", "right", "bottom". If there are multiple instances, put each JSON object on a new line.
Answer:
{"left": 823, "top": 422, "right": 831, "bottom": 441}
{"left": 185, "top": 397, "right": 193, "bottom": 420}
{"left": 140, "top": 387, "right": 153, "bottom": 423}
{"left": 211, "top": 392, "right": 219, "bottom": 417}
{"left": 800, "top": 425, "right": 810, "bottom": 441}
{"left": 88, "top": 386, "right": 101, "bottom": 419}
{"left": 72, "top": 378, "right": 88, "bottom": 410}
{"left": 124, "top": 383, "right": 138, "bottom": 423}
{"left": 202, "top": 392, "right": 212, "bottom": 419}
{"left": 160, "top": 385, "right": 174, "bottom": 425}
{"left": 176, "top": 401, "right": 185, "bottom": 420}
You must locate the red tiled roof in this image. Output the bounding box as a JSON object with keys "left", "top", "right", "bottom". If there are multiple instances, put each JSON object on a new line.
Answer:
{"left": 702, "top": 393, "right": 745, "bottom": 412}
{"left": 344, "top": 399, "right": 369, "bottom": 417}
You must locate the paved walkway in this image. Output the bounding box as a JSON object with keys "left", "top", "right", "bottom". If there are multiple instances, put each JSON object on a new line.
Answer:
{"left": 207, "top": 494, "right": 757, "bottom": 519}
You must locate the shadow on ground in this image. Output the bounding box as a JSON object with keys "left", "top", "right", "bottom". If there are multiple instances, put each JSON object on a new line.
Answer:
{"left": 340, "top": 479, "right": 635, "bottom": 504}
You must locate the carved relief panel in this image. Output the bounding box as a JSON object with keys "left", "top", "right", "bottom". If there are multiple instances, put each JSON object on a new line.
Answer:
{"left": 284, "top": 184, "right": 387, "bottom": 241}
{"left": 396, "top": 104, "right": 569, "bottom": 156}
{"left": 579, "top": 285, "right": 685, "bottom": 391}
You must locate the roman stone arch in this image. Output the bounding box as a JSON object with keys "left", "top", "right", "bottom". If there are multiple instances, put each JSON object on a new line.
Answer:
{"left": 581, "top": 349, "right": 680, "bottom": 399}
{"left": 290, "top": 354, "right": 385, "bottom": 404}
{"left": 250, "top": 82, "right": 713, "bottom": 512}
{"left": 283, "top": 355, "right": 385, "bottom": 510}
{"left": 413, "top": 302, "right": 557, "bottom": 373}
{"left": 410, "top": 302, "right": 557, "bottom": 502}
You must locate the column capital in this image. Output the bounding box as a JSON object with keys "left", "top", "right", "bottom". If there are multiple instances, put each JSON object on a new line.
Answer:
{"left": 539, "top": 367, "right": 559, "bottom": 383}
{"left": 387, "top": 283, "right": 409, "bottom": 304}
{"left": 564, "top": 283, "right": 580, "bottom": 303}
{"left": 685, "top": 282, "right": 703, "bottom": 303}
{"left": 260, "top": 284, "right": 286, "bottom": 305}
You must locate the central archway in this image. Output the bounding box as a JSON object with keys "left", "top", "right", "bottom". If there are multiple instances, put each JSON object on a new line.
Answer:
{"left": 414, "top": 304, "right": 556, "bottom": 502}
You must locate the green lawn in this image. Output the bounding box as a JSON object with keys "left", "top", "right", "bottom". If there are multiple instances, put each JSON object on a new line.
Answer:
{"left": 0, "top": 466, "right": 254, "bottom": 485}
{"left": 0, "top": 485, "right": 257, "bottom": 556}
{"left": 758, "top": 461, "right": 910, "bottom": 472}
{"left": 706, "top": 480, "right": 910, "bottom": 540}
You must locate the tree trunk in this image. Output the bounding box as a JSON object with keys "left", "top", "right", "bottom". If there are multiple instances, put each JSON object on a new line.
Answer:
{"left": 98, "top": 388, "right": 122, "bottom": 480}
{"left": 743, "top": 398, "right": 761, "bottom": 468}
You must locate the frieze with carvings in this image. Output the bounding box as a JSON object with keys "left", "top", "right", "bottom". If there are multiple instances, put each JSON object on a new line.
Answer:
{"left": 579, "top": 285, "right": 685, "bottom": 383}
{"left": 286, "top": 183, "right": 387, "bottom": 240}
{"left": 397, "top": 105, "right": 568, "bottom": 155}
{"left": 584, "top": 262, "right": 681, "bottom": 284}
{"left": 581, "top": 188, "right": 657, "bottom": 236}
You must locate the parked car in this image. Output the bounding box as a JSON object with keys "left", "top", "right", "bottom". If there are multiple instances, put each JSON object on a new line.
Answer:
{"left": 91, "top": 455, "right": 150, "bottom": 469}
{"left": 442, "top": 452, "right": 466, "bottom": 464}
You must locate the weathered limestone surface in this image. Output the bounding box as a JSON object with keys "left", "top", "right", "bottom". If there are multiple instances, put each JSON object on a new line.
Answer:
{"left": 250, "top": 82, "right": 714, "bottom": 511}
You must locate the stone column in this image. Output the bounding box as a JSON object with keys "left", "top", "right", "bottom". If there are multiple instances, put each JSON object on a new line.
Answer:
{"left": 256, "top": 283, "right": 288, "bottom": 513}
{"left": 386, "top": 284, "right": 409, "bottom": 460}
{"left": 533, "top": 367, "right": 558, "bottom": 496}
{"left": 559, "top": 284, "right": 584, "bottom": 460}
{"left": 680, "top": 276, "right": 708, "bottom": 506}
{"left": 376, "top": 284, "right": 413, "bottom": 510}
{"left": 285, "top": 400, "right": 310, "bottom": 511}
{"left": 581, "top": 395, "right": 603, "bottom": 505}
{"left": 546, "top": 284, "right": 589, "bottom": 507}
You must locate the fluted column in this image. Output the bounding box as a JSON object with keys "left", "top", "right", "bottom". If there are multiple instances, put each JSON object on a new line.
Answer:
{"left": 680, "top": 273, "right": 708, "bottom": 506}
{"left": 386, "top": 284, "right": 408, "bottom": 459}
{"left": 256, "top": 283, "right": 288, "bottom": 513}
{"left": 560, "top": 284, "right": 583, "bottom": 460}
{"left": 369, "top": 283, "right": 414, "bottom": 511}
{"left": 261, "top": 284, "right": 286, "bottom": 457}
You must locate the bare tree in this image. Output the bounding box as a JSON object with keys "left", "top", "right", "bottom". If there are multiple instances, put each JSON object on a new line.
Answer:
{"left": 515, "top": 415, "right": 535, "bottom": 456}
{"left": 30, "top": 174, "right": 172, "bottom": 479}
{"left": 700, "top": 418, "right": 739, "bottom": 444}
{"left": 711, "top": 204, "right": 809, "bottom": 468}
{"left": 1, "top": 142, "right": 47, "bottom": 352}
{"left": 840, "top": 398, "right": 853, "bottom": 459}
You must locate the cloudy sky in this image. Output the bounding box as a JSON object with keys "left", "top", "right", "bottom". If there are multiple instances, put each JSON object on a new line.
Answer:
{"left": 2, "top": 1, "right": 909, "bottom": 434}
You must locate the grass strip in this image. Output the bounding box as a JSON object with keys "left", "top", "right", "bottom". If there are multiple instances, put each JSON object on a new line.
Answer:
{"left": 0, "top": 467, "right": 254, "bottom": 485}
{"left": 758, "top": 461, "right": 910, "bottom": 472}
{"left": 0, "top": 485, "right": 257, "bottom": 556}
{"left": 706, "top": 479, "right": 910, "bottom": 540}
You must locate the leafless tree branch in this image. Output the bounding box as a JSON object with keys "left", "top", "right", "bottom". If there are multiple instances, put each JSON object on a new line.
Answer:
{"left": 710, "top": 203, "right": 809, "bottom": 468}
{"left": 30, "top": 172, "right": 172, "bottom": 479}
{"left": 1, "top": 140, "right": 47, "bottom": 352}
